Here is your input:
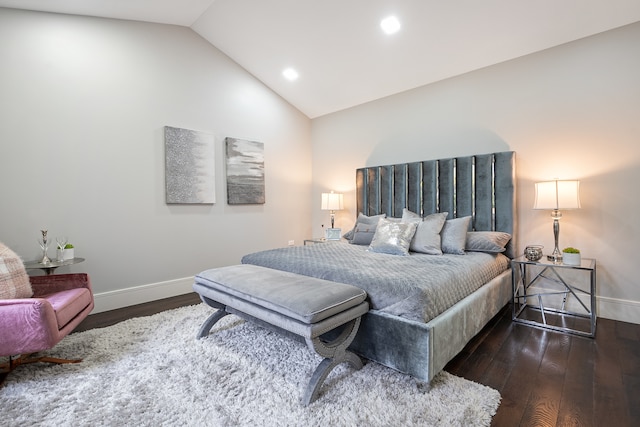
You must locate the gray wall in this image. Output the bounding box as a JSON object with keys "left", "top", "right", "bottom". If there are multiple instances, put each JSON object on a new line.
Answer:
{"left": 0, "top": 9, "right": 312, "bottom": 311}
{"left": 311, "top": 22, "right": 640, "bottom": 323}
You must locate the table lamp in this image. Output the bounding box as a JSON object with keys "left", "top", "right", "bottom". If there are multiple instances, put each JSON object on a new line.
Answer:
{"left": 321, "top": 191, "right": 343, "bottom": 239}
{"left": 533, "top": 179, "right": 581, "bottom": 262}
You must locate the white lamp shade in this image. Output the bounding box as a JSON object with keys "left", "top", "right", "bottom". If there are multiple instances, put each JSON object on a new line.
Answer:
{"left": 321, "top": 192, "right": 344, "bottom": 211}
{"left": 533, "top": 180, "right": 581, "bottom": 210}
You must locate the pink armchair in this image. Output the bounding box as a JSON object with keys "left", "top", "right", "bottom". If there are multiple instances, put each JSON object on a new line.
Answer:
{"left": 0, "top": 244, "right": 94, "bottom": 385}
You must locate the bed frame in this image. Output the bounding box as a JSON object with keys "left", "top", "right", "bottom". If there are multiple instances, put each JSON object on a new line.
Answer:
{"left": 347, "top": 151, "right": 516, "bottom": 383}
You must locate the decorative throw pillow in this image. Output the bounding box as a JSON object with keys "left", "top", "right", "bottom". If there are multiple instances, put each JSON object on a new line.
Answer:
{"left": 346, "top": 213, "right": 386, "bottom": 244}
{"left": 441, "top": 216, "right": 472, "bottom": 255}
{"left": 0, "top": 242, "right": 33, "bottom": 299}
{"left": 401, "top": 208, "right": 421, "bottom": 221}
{"left": 351, "top": 220, "right": 382, "bottom": 245}
{"left": 368, "top": 218, "right": 418, "bottom": 256}
{"left": 342, "top": 228, "right": 355, "bottom": 240}
{"left": 385, "top": 217, "right": 403, "bottom": 223}
{"left": 401, "top": 210, "right": 448, "bottom": 255}
{"left": 466, "top": 231, "right": 512, "bottom": 253}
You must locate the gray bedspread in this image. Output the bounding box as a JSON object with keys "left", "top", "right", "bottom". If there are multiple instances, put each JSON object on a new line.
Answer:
{"left": 241, "top": 243, "right": 509, "bottom": 323}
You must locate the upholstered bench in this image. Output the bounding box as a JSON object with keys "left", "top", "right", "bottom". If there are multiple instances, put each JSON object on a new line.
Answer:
{"left": 192, "top": 264, "right": 369, "bottom": 405}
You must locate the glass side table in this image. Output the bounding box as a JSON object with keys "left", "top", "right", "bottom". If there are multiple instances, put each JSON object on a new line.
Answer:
{"left": 304, "top": 238, "right": 348, "bottom": 245}
{"left": 511, "top": 255, "right": 596, "bottom": 337}
{"left": 304, "top": 238, "right": 327, "bottom": 245}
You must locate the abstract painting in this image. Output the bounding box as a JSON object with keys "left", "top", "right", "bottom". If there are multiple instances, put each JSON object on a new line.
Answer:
{"left": 225, "top": 137, "right": 265, "bottom": 204}
{"left": 164, "top": 126, "right": 215, "bottom": 204}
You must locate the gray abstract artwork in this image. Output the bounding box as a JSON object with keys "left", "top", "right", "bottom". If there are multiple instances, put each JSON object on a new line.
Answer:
{"left": 225, "top": 137, "right": 265, "bottom": 204}
{"left": 165, "top": 126, "right": 215, "bottom": 204}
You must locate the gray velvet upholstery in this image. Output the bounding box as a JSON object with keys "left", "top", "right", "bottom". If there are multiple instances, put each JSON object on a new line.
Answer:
{"left": 356, "top": 151, "right": 516, "bottom": 258}
{"left": 212, "top": 151, "right": 516, "bottom": 386}
{"left": 349, "top": 151, "right": 516, "bottom": 382}
{"left": 193, "top": 264, "right": 370, "bottom": 406}
{"left": 341, "top": 269, "right": 512, "bottom": 382}
{"left": 196, "top": 264, "right": 367, "bottom": 324}
{"left": 194, "top": 282, "right": 369, "bottom": 339}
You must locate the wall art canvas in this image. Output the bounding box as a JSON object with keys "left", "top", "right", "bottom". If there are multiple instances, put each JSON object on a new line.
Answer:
{"left": 164, "top": 126, "right": 215, "bottom": 204}
{"left": 225, "top": 137, "right": 265, "bottom": 204}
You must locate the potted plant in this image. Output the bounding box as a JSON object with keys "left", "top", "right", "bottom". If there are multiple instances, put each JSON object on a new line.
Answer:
{"left": 58, "top": 243, "right": 75, "bottom": 261}
{"left": 562, "top": 247, "right": 581, "bottom": 266}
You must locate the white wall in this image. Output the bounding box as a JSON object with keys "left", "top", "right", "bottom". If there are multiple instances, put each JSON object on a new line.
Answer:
{"left": 2, "top": 8, "right": 638, "bottom": 324}
{"left": 0, "top": 9, "right": 312, "bottom": 312}
{"left": 311, "top": 22, "right": 640, "bottom": 324}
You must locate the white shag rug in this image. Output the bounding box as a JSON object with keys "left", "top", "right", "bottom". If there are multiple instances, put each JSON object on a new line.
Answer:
{"left": 1, "top": 304, "right": 500, "bottom": 426}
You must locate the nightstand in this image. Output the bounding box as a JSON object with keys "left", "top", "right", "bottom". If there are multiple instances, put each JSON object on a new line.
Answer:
{"left": 304, "top": 238, "right": 347, "bottom": 245}
{"left": 511, "top": 256, "right": 596, "bottom": 337}
{"left": 304, "top": 238, "right": 326, "bottom": 245}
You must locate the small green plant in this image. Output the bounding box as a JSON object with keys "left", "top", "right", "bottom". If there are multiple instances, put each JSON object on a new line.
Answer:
{"left": 64, "top": 243, "right": 74, "bottom": 249}
{"left": 562, "top": 247, "right": 580, "bottom": 254}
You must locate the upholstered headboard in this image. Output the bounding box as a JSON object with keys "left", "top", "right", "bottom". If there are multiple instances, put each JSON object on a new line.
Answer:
{"left": 356, "top": 151, "right": 516, "bottom": 258}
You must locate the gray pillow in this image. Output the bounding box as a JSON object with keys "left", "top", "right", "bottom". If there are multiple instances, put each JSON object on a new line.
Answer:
{"left": 401, "top": 209, "right": 448, "bottom": 255}
{"left": 466, "top": 231, "right": 511, "bottom": 253}
{"left": 367, "top": 218, "right": 418, "bottom": 256}
{"left": 401, "top": 208, "right": 421, "bottom": 221}
{"left": 441, "top": 216, "right": 472, "bottom": 255}
{"left": 343, "top": 213, "right": 385, "bottom": 242}
{"left": 351, "top": 218, "right": 384, "bottom": 245}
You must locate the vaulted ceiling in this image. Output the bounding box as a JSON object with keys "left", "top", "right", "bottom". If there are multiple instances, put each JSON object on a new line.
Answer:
{"left": 2, "top": 0, "right": 640, "bottom": 118}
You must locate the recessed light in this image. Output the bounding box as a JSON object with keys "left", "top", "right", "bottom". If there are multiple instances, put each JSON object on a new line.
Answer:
{"left": 282, "top": 68, "right": 299, "bottom": 81}
{"left": 380, "top": 16, "right": 401, "bottom": 35}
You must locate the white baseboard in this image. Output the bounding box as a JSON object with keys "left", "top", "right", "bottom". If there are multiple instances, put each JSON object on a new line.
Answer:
{"left": 597, "top": 296, "right": 640, "bottom": 325}
{"left": 92, "top": 276, "right": 195, "bottom": 314}
{"left": 520, "top": 284, "right": 640, "bottom": 325}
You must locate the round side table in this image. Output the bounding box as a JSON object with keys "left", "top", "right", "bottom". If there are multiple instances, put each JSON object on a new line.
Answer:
{"left": 24, "top": 257, "right": 86, "bottom": 275}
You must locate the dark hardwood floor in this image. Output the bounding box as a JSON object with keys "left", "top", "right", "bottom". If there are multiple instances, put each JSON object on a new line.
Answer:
{"left": 74, "top": 292, "right": 202, "bottom": 333}
{"left": 75, "top": 294, "right": 640, "bottom": 427}
{"left": 446, "top": 306, "right": 640, "bottom": 427}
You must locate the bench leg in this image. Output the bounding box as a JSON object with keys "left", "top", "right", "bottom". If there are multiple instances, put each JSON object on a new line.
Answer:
{"left": 303, "top": 351, "right": 363, "bottom": 406}
{"left": 303, "top": 317, "right": 363, "bottom": 405}
{"left": 195, "top": 291, "right": 366, "bottom": 405}
{"left": 196, "top": 308, "right": 229, "bottom": 339}
{"left": 197, "top": 296, "right": 230, "bottom": 339}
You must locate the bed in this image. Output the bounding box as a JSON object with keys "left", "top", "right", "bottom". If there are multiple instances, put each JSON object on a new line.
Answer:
{"left": 242, "top": 151, "right": 516, "bottom": 383}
